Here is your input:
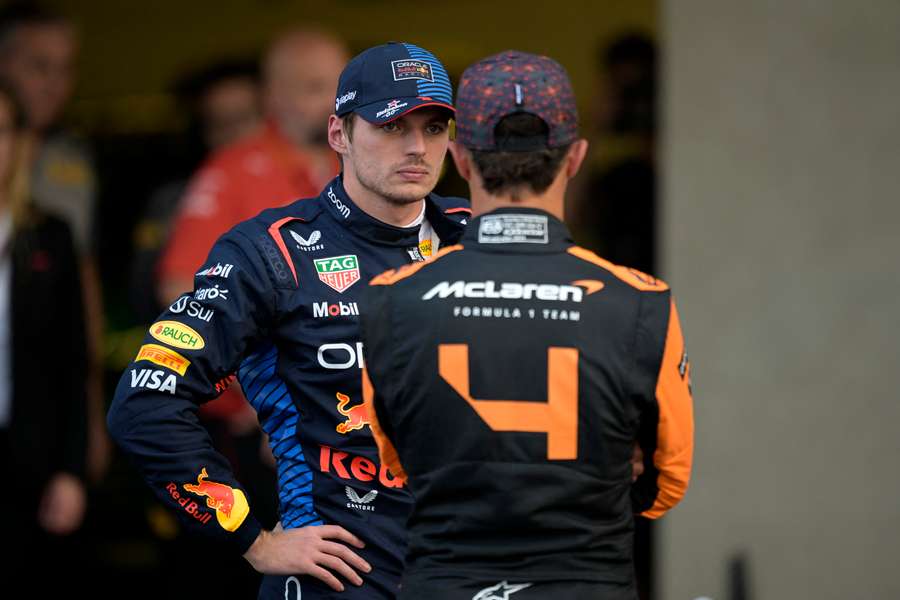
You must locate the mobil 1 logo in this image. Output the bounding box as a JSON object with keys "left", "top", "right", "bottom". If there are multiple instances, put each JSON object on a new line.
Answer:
{"left": 313, "top": 301, "right": 359, "bottom": 319}
{"left": 196, "top": 263, "right": 234, "bottom": 278}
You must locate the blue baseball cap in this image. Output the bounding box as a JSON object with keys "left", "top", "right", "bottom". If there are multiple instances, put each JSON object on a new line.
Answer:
{"left": 334, "top": 42, "right": 454, "bottom": 124}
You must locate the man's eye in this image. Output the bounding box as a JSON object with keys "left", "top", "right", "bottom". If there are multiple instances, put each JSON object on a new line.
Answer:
{"left": 426, "top": 123, "right": 447, "bottom": 135}
{"left": 382, "top": 122, "right": 400, "bottom": 133}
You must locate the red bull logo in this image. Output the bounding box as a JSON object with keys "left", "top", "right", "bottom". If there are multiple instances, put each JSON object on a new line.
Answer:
{"left": 335, "top": 392, "right": 369, "bottom": 434}
{"left": 182, "top": 467, "right": 249, "bottom": 532}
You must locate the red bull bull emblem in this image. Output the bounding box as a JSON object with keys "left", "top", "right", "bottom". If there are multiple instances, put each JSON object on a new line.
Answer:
{"left": 183, "top": 467, "right": 250, "bottom": 532}
{"left": 335, "top": 392, "right": 369, "bottom": 434}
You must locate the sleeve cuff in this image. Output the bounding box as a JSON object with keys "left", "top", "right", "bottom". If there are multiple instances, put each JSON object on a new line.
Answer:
{"left": 229, "top": 513, "right": 264, "bottom": 555}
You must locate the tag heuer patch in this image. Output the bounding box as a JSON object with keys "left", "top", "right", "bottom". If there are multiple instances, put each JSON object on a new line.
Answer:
{"left": 314, "top": 255, "right": 361, "bottom": 293}
{"left": 391, "top": 59, "right": 434, "bottom": 82}
{"left": 478, "top": 214, "right": 549, "bottom": 244}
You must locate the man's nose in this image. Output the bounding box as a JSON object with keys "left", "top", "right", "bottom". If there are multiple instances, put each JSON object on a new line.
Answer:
{"left": 404, "top": 127, "right": 427, "bottom": 156}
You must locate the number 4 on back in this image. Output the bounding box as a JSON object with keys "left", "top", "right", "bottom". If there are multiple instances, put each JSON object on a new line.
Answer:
{"left": 438, "top": 344, "right": 579, "bottom": 460}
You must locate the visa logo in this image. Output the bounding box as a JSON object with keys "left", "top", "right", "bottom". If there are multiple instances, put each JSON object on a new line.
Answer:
{"left": 130, "top": 368, "right": 178, "bottom": 395}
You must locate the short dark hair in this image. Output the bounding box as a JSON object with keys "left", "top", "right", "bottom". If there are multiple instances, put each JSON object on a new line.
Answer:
{"left": 469, "top": 113, "right": 570, "bottom": 197}
{"left": 173, "top": 59, "right": 259, "bottom": 106}
{"left": 0, "top": 3, "right": 70, "bottom": 49}
{"left": 601, "top": 32, "right": 656, "bottom": 71}
{"left": 341, "top": 112, "right": 356, "bottom": 142}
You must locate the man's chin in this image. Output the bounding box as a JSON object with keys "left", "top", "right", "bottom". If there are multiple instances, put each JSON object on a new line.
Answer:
{"left": 383, "top": 181, "right": 435, "bottom": 205}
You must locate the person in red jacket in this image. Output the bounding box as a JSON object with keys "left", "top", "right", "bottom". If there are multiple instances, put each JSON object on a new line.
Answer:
{"left": 157, "top": 29, "right": 348, "bottom": 304}
{"left": 156, "top": 30, "right": 349, "bottom": 479}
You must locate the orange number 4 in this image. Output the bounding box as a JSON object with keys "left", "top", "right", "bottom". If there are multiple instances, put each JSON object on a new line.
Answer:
{"left": 438, "top": 344, "right": 579, "bottom": 460}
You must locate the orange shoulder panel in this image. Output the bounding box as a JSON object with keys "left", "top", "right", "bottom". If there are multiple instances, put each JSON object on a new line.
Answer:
{"left": 370, "top": 244, "right": 463, "bottom": 286}
{"left": 566, "top": 246, "right": 669, "bottom": 292}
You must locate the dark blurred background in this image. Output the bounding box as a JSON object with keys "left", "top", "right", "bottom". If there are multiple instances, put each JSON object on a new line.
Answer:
{"left": 3, "top": 0, "right": 899, "bottom": 599}
{"left": 0, "top": 0, "right": 664, "bottom": 598}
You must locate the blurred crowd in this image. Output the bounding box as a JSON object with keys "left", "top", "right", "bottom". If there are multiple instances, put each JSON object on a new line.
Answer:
{"left": 0, "top": 2, "right": 657, "bottom": 596}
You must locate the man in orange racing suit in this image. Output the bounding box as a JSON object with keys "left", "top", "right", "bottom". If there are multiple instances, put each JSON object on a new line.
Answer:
{"left": 361, "top": 51, "right": 694, "bottom": 600}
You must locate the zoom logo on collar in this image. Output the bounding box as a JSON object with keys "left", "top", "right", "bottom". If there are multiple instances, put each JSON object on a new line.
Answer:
{"left": 327, "top": 187, "right": 350, "bottom": 219}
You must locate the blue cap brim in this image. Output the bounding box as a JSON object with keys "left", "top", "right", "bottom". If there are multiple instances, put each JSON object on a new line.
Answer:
{"left": 354, "top": 97, "right": 455, "bottom": 125}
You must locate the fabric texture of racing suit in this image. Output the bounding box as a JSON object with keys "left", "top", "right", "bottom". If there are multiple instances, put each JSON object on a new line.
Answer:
{"left": 107, "top": 175, "right": 470, "bottom": 599}
{"left": 361, "top": 208, "right": 694, "bottom": 599}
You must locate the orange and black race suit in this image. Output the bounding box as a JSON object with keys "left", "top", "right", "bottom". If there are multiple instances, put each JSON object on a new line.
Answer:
{"left": 360, "top": 208, "right": 693, "bottom": 597}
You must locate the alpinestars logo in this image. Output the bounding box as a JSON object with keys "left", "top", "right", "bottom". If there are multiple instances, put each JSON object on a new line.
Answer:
{"left": 290, "top": 230, "right": 324, "bottom": 252}
{"left": 472, "top": 581, "right": 532, "bottom": 600}
{"left": 345, "top": 486, "right": 377, "bottom": 511}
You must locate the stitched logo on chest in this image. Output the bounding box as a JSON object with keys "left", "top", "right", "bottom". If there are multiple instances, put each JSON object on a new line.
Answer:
{"left": 313, "top": 254, "right": 361, "bottom": 293}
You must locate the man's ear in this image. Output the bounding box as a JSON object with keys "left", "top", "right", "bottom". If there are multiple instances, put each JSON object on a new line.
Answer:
{"left": 448, "top": 141, "right": 472, "bottom": 182}
{"left": 565, "top": 139, "right": 590, "bottom": 179}
{"left": 327, "top": 114, "right": 348, "bottom": 155}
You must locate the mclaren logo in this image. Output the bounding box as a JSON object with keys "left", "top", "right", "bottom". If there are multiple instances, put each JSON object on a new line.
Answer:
{"left": 422, "top": 279, "right": 604, "bottom": 303}
{"left": 472, "top": 581, "right": 533, "bottom": 600}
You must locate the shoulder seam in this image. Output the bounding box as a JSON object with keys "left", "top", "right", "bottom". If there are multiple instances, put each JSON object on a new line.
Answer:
{"left": 370, "top": 245, "right": 464, "bottom": 286}
{"left": 566, "top": 246, "right": 669, "bottom": 292}
{"left": 229, "top": 228, "right": 280, "bottom": 317}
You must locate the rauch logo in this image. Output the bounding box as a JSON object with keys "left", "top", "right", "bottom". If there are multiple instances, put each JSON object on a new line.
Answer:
{"left": 149, "top": 320, "right": 205, "bottom": 350}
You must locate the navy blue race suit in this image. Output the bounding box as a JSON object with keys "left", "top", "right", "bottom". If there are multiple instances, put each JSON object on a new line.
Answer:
{"left": 107, "top": 175, "right": 469, "bottom": 599}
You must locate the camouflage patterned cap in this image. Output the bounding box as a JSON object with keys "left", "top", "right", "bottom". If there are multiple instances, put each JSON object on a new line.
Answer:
{"left": 455, "top": 50, "right": 579, "bottom": 151}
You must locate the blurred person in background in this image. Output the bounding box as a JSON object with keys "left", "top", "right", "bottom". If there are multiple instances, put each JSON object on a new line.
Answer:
{"left": 153, "top": 30, "right": 347, "bottom": 485}
{"left": 130, "top": 59, "right": 262, "bottom": 323}
{"left": 573, "top": 32, "right": 657, "bottom": 274}
{"left": 124, "top": 63, "right": 272, "bottom": 596}
{"left": 0, "top": 2, "right": 109, "bottom": 484}
{"left": 156, "top": 28, "right": 348, "bottom": 304}
{"left": 153, "top": 31, "right": 350, "bottom": 536}
{"left": 0, "top": 79, "right": 89, "bottom": 590}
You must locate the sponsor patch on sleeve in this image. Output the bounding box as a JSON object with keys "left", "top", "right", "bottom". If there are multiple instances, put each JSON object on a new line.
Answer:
{"left": 149, "top": 320, "right": 206, "bottom": 351}
{"left": 135, "top": 343, "right": 191, "bottom": 376}
{"left": 182, "top": 468, "right": 250, "bottom": 532}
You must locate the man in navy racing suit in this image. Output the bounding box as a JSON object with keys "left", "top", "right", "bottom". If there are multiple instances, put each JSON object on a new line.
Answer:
{"left": 107, "top": 42, "right": 469, "bottom": 599}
